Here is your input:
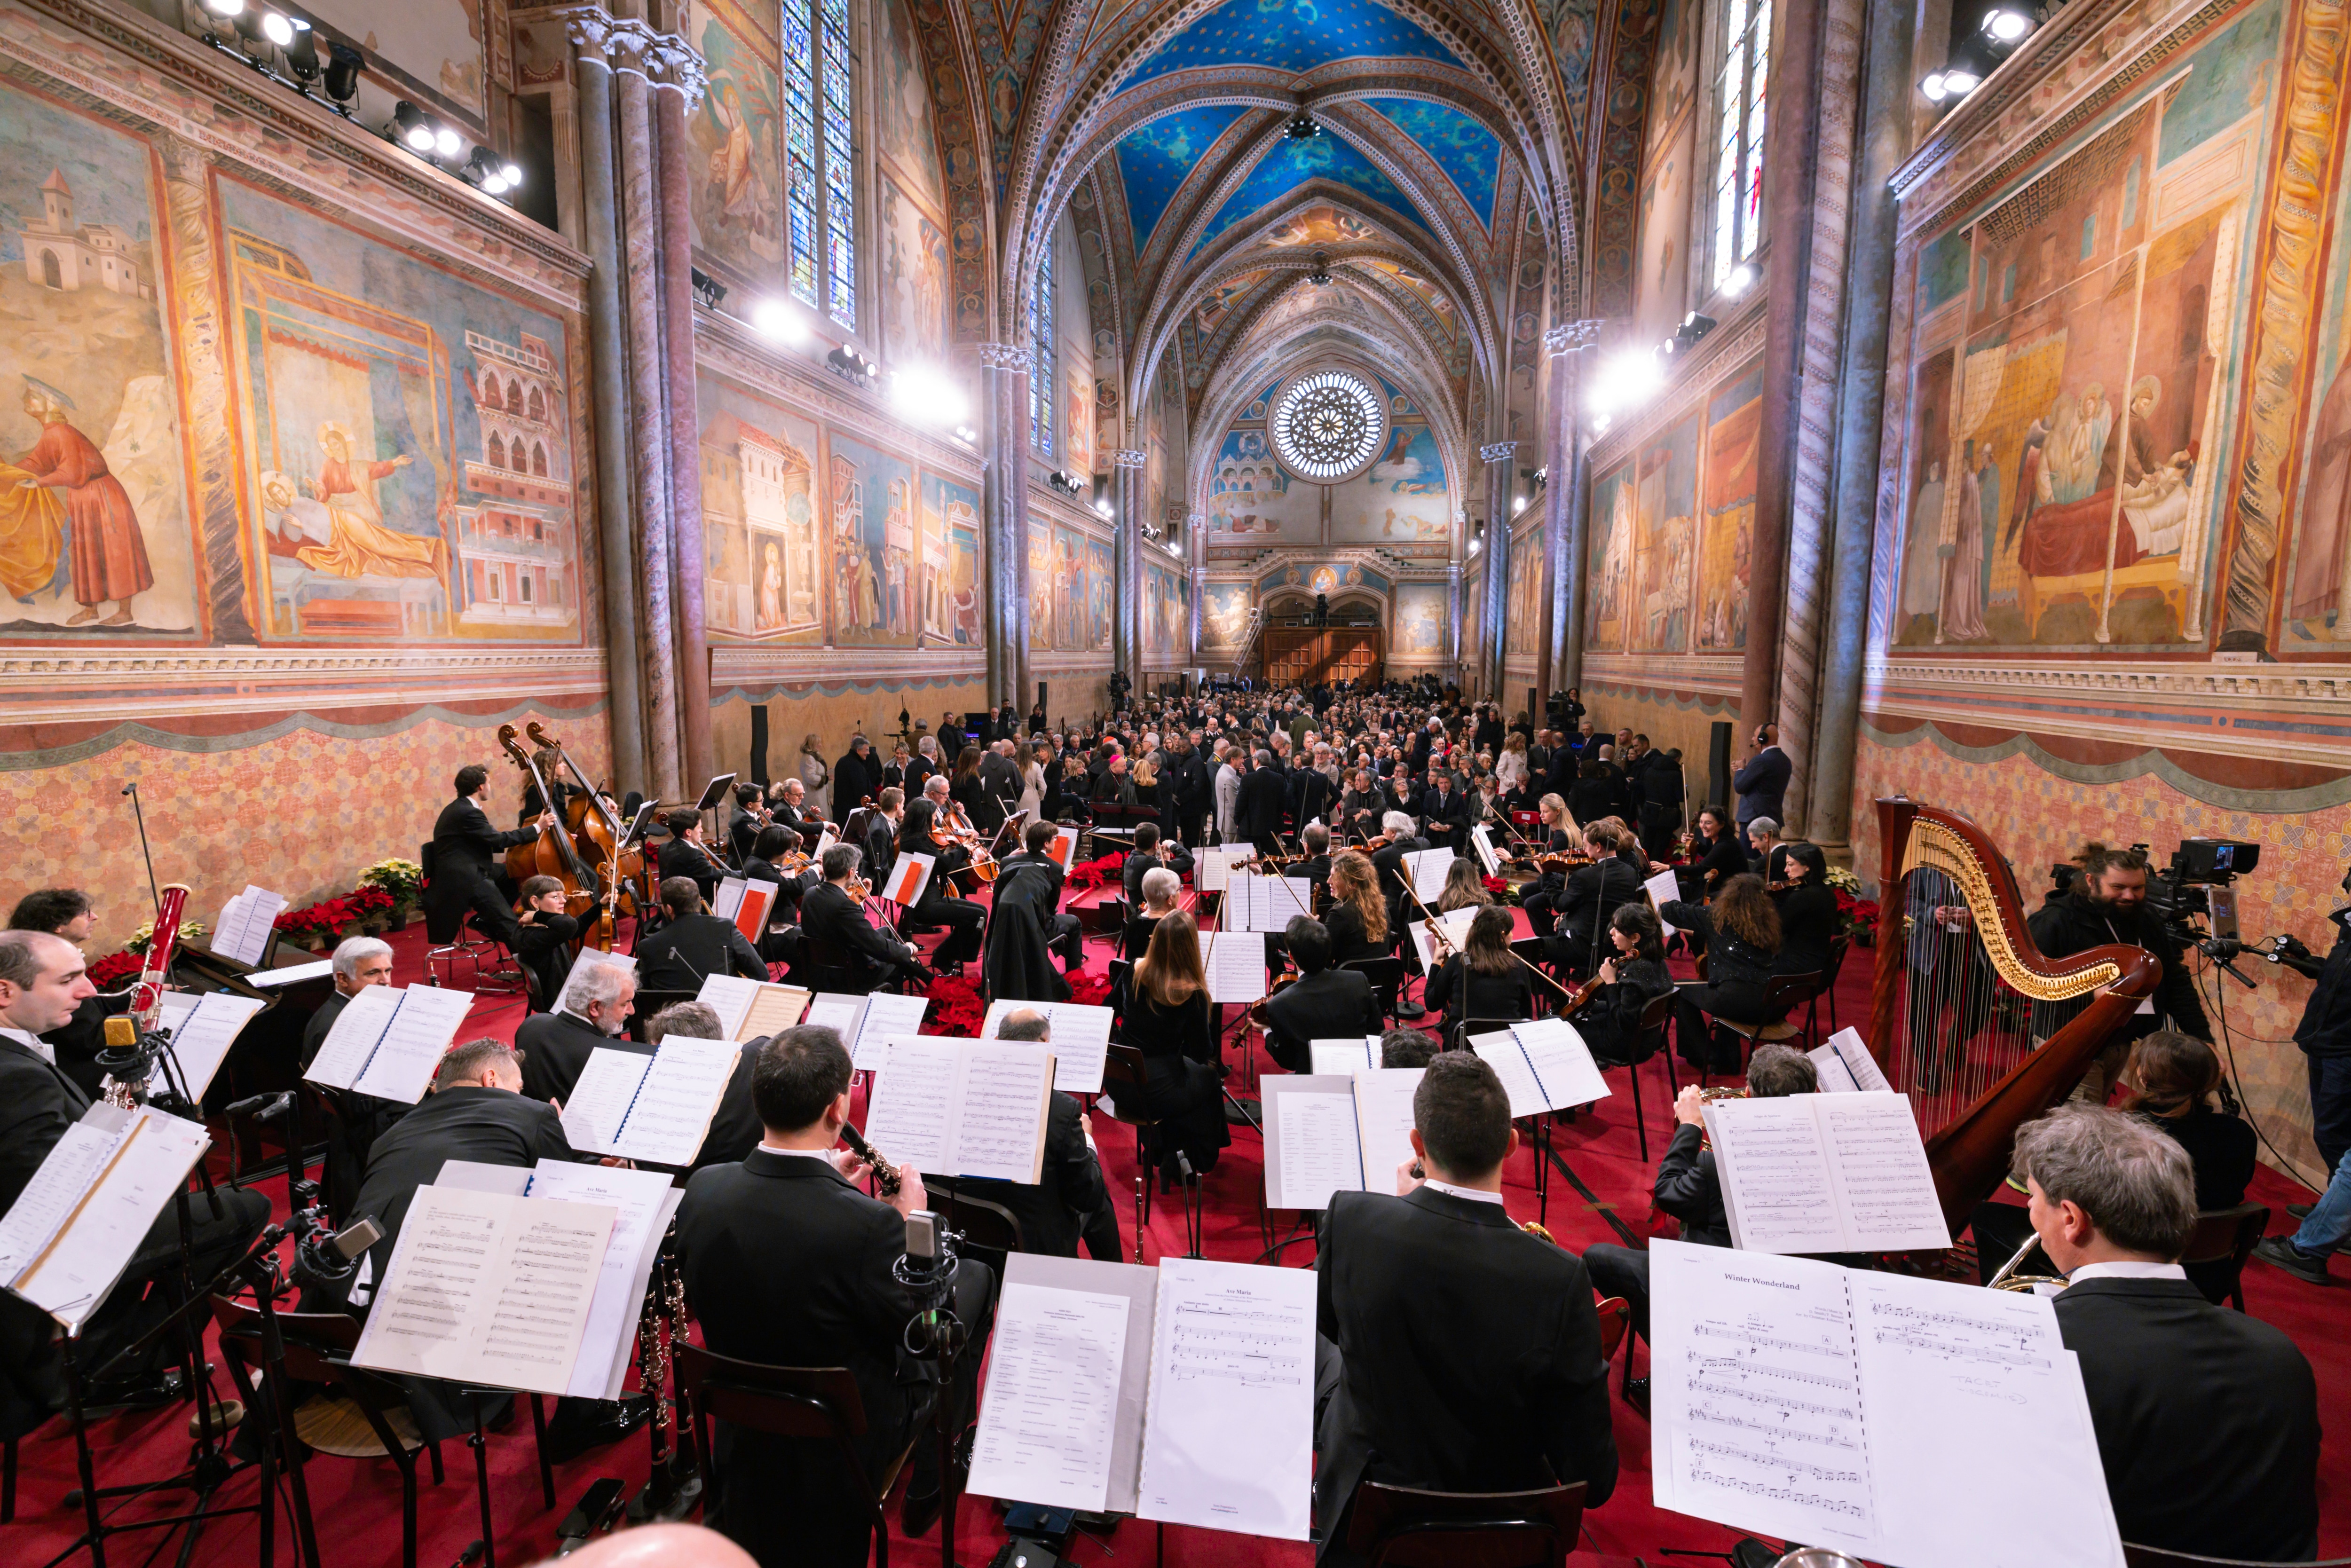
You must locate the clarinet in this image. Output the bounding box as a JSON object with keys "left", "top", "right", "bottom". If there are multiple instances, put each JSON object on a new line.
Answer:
{"left": 841, "top": 1121, "right": 902, "bottom": 1199}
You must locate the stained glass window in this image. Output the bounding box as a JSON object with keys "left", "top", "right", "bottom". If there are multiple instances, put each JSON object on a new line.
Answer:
{"left": 781, "top": 0, "right": 856, "bottom": 326}
{"left": 817, "top": 0, "right": 855, "bottom": 329}
{"left": 1711, "top": 0, "right": 1771, "bottom": 292}
{"left": 781, "top": 3, "right": 818, "bottom": 307}
{"left": 1031, "top": 234, "right": 1055, "bottom": 456}
{"left": 1271, "top": 370, "right": 1389, "bottom": 481}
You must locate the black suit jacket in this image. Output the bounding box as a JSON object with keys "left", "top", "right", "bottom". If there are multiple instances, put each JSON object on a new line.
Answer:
{"left": 2054, "top": 1275, "right": 2318, "bottom": 1561}
{"left": 802, "top": 881, "right": 906, "bottom": 981}
{"left": 1652, "top": 1122, "right": 1729, "bottom": 1245}
{"left": 1263, "top": 968, "right": 1378, "bottom": 1071}
{"left": 350, "top": 1085, "right": 575, "bottom": 1289}
{"left": 999, "top": 851, "right": 1070, "bottom": 914}
{"left": 952, "top": 1092, "right": 1106, "bottom": 1258}
{"left": 659, "top": 837, "right": 725, "bottom": 905}
{"left": 1315, "top": 1187, "right": 1617, "bottom": 1553}
{"left": 1731, "top": 747, "right": 1791, "bottom": 825}
{"left": 1419, "top": 786, "right": 1468, "bottom": 844}
{"left": 1120, "top": 845, "right": 1191, "bottom": 906}
{"left": 863, "top": 816, "right": 899, "bottom": 888}
{"left": 1237, "top": 768, "right": 1288, "bottom": 841}
{"left": 40, "top": 992, "right": 128, "bottom": 1101}
{"left": 633, "top": 912, "right": 766, "bottom": 993}
{"left": 425, "top": 796, "right": 536, "bottom": 937}
{"left": 516, "top": 1008, "right": 647, "bottom": 1107}
{"left": 0, "top": 1040, "right": 95, "bottom": 1434}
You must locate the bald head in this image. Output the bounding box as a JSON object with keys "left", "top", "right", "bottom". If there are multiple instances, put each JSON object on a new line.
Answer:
{"left": 525, "top": 1524, "right": 757, "bottom": 1568}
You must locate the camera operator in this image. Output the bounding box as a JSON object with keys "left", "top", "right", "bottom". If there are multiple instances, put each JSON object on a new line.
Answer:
{"left": 2264, "top": 864, "right": 2351, "bottom": 1187}
{"left": 2028, "top": 842, "right": 2209, "bottom": 1103}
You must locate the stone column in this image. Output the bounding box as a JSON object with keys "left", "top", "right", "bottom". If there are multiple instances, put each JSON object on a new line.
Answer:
{"left": 1811, "top": 0, "right": 1916, "bottom": 855}
{"left": 1739, "top": 0, "right": 1826, "bottom": 770}
{"left": 977, "top": 342, "right": 1027, "bottom": 707}
{"left": 1187, "top": 537, "right": 1206, "bottom": 673}
{"left": 564, "top": 13, "right": 648, "bottom": 795}
{"left": 1112, "top": 448, "right": 1148, "bottom": 698}
{"left": 651, "top": 41, "right": 711, "bottom": 782}
{"left": 1479, "top": 440, "right": 1517, "bottom": 699}
{"left": 611, "top": 25, "right": 680, "bottom": 800}
{"left": 1546, "top": 322, "right": 1602, "bottom": 703}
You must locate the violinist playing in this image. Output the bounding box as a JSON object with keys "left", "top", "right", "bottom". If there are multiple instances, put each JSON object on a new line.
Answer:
{"left": 1260, "top": 915, "right": 1380, "bottom": 1073}
{"left": 1519, "top": 792, "right": 1580, "bottom": 938}
{"left": 1423, "top": 905, "right": 1532, "bottom": 1048}
{"left": 901, "top": 776, "right": 986, "bottom": 974}
{"left": 1324, "top": 850, "right": 1392, "bottom": 966}
{"left": 512, "top": 875, "right": 580, "bottom": 1015}
{"left": 658, "top": 806, "right": 727, "bottom": 906}
{"left": 800, "top": 843, "right": 929, "bottom": 993}
{"left": 634, "top": 875, "right": 768, "bottom": 993}
{"left": 1578, "top": 905, "right": 1677, "bottom": 1068}
{"left": 726, "top": 781, "right": 770, "bottom": 862}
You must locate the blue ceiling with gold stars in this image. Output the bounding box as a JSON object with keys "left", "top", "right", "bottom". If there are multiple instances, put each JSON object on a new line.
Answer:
{"left": 1117, "top": 106, "right": 1251, "bottom": 248}
{"left": 1121, "top": 0, "right": 1465, "bottom": 91}
{"left": 1368, "top": 98, "right": 1500, "bottom": 229}
{"left": 1190, "top": 134, "right": 1426, "bottom": 258}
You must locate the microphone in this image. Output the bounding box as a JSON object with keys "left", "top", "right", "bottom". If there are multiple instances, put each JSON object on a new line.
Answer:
{"left": 227, "top": 1090, "right": 294, "bottom": 1124}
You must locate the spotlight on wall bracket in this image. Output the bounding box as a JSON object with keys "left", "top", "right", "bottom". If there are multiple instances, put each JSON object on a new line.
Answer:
{"left": 1658, "top": 311, "right": 1718, "bottom": 359}
{"left": 826, "top": 345, "right": 879, "bottom": 383}
{"left": 1307, "top": 250, "right": 1333, "bottom": 287}
{"left": 1284, "top": 110, "right": 1321, "bottom": 141}
{"left": 1046, "top": 469, "right": 1085, "bottom": 496}
{"left": 690, "top": 267, "right": 728, "bottom": 311}
{"left": 1467, "top": 517, "right": 1485, "bottom": 555}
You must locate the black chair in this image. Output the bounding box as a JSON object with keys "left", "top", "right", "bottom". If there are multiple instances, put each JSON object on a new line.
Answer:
{"left": 1343, "top": 956, "right": 1405, "bottom": 1027}
{"left": 1342, "top": 1477, "right": 1588, "bottom": 1568}
{"left": 1703, "top": 971, "right": 1820, "bottom": 1072}
{"left": 208, "top": 1297, "right": 451, "bottom": 1568}
{"left": 1613, "top": 989, "right": 1681, "bottom": 1162}
{"left": 2181, "top": 1201, "right": 2271, "bottom": 1310}
{"left": 1100, "top": 1042, "right": 1162, "bottom": 1233}
{"left": 1798, "top": 935, "right": 1852, "bottom": 1043}
{"left": 800, "top": 935, "right": 867, "bottom": 996}
{"left": 922, "top": 1177, "right": 1026, "bottom": 1258}
{"left": 673, "top": 1345, "right": 914, "bottom": 1568}
{"left": 2123, "top": 1549, "right": 2351, "bottom": 1567}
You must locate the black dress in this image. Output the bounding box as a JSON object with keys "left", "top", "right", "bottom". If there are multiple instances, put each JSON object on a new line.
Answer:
{"left": 1674, "top": 929, "right": 1783, "bottom": 1070}
{"left": 1325, "top": 899, "right": 1389, "bottom": 966}
{"left": 1423, "top": 958, "right": 1533, "bottom": 1046}
{"left": 1577, "top": 957, "right": 1676, "bottom": 1067}
{"left": 1117, "top": 988, "right": 1230, "bottom": 1174}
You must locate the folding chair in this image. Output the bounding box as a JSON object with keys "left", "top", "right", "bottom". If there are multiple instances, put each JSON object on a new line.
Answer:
{"left": 2180, "top": 1202, "right": 2272, "bottom": 1311}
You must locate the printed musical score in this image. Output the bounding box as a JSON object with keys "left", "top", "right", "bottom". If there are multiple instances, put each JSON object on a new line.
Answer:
{"left": 1137, "top": 1258, "right": 1316, "bottom": 1539}
{"left": 967, "top": 1282, "right": 1130, "bottom": 1513}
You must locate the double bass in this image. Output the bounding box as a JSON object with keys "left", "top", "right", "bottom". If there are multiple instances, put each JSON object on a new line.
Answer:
{"left": 498, "top": 725, "right": 600, "bottom": 936}
{"left": 527, "top": 720, "right": 647, "bottom": 947}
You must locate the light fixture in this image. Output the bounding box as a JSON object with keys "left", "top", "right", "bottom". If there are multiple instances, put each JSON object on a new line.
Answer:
{"left": 434, "top": 124, "right": 463, "bottom": 158}
{"left": 827, "top": 345, "right": 877, "bottom": 382}
{"left": 1982, "top": 6, "right": 2032, "bottom": 41}
{"left": 890, "top": 363, "right": 970, "bottom": 427}
{"left": 393, "top": 101, "right": 435, "bottom": 152}
{"left": 284, "top": 22, "right": 319, "bottom": 80}
{"left": 1724, "top": 262, "right": 1757, "bottom": 296}
{"left": 1095, "top": 498, "right": 1113, "bottom": 517}
{"left": 750, "top": 298, "right": 806, "bottom": 343}
{"left": 499, "top": 160, "right": 523, "bottom": 188}
{"left": 260, "top": 9, "right": 297, "bottom": 47}
{"left": 690, "top": 267, "right": 727, "bottom": 311}
{"left": 201, "top": 0, "right": 245, "bottom": 15}
{"left": 323, "top": 42, "right": 363, "bottom": 105}
{"left": 1307, "top": 250, "right": 1333, "bottom": 287}
{"left": 1285, "top": 110, "right": 1321, "bottom": 141}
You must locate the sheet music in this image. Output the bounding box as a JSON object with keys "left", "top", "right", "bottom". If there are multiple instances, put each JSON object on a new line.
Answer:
{"left": 1651, "top": 1241, "right": 2120, "bottom": 1568}
{"left": 968, "top": 1282, "right": 1132, "bottom": 1512}
{"left": 1405, "top": 847, "right": 1454, "bottom": 903}
{"left": 351, "top": 985, "right": 477, "bottom": 1103}
{"left": 248, "top": 957, "right": 334, "bottom": 989}
{"left": 694, "top": 973, "right": 761, "bottom": 1038}
{"left": 982, "top": 1000, "right": 1111, "bottom": 1095}
{"left": 1308, "top": 1038, "right": 1380, "bottom": 1075}
{"left": 739, "top": 982, "right": 811, "bottom": 1041}
{"left": 1194, "top": 847, "right": 1231, "bottom": 894}
{"left": 733, "top": 880, "right": 779, "bottom": 941}
{"left": 522, "top": 1163, "right": 683, "bottom": 1402}
{"left": 212, "top": 890, "right": 249, "bottom": 958}
{"left": 864, "top": 1037, "right": 1055, "bottom": 1182}
{"left": 1816, "top": 1094, "right": 1949, "bottom": 1251}
{"left": 0, "top": 1108, "right": 139, "bottom": 1302}
{"left": 213, "top": 886, "right": 285, "bottom": 966}
{"left": 1511, "top": 1016, "right": 1611, "bottom": 1112}
{"left": 609, "top": 1039, "right": 739, "bottom": 1166}
{"left": 158, "top": 992, "right": 267, "bottom": 1100}
{"left": 884, "top": 849, "right": 936, "bottom": 907}
{"left": 1222, "top": 869, "right": 1256, "bottom": 931}
{"left": 558, "top": 1048, "right": 653, "bottom": 1153}
{"left": 1048, "top": 827, "right": 1081, "bottom": 873}
{"left": 1201, "top": 931, "right": 1267, "bottom": 1004}
{"left": 1137, "top": 1257, "right": 1317, "bottom": 1539}
{"left": 711, "top": 876, "right": 748, "bottom": 921}
{"left": 1349, "top": 1068, "right": 1424, "bottom": 1187}
{"left": 1255, "top": 876, "right": 1313, "bottom": 931}
{"left": 860, "top": 1036, "right": 961, "bottom": 1177}
{"left": 1261, "top": 1077, "right": 1365, "bottom": 1210}
{"left": 1468, "top": 823, "right": 1499, "bottom": 875}
{"left": 805, "top": 991, "right": 866, "bottom": 1042}
{"left": 1704, "top": 1095, "right": 1850, "bottom": 1253}
{"left": 1468, "top": 1032, "right": 1552, "bottom": 1121}
{"left": 1644, "top": 868, "right": 1681, "bottom": 939}
{"left": 303, "top": 984, "right": 403, "bottom": 1090}
{"left": 1, "top": 1106, "right": 211, "bottom": 1330}
{"left": 353, "top": 1184, "right": 615, "bottom": 1396}
{"left": 853, "top": 992, "right": 931, "bottom": 1059}
{"left": 1407, "top": 906, "right": 1478, "bottom": 972}
{"left": 1809, "top": 1028, "right": 1892, "bottom": 1094}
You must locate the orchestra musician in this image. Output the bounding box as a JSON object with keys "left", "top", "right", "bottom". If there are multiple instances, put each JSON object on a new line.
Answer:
{"left": 1518, "top": 794, "right": 1580, "bottom": 938}
{"left": 901, "top": 777, "right": 985, "bottom": 974}
{"left": 1121, "top": 821, "right": 1194, "bottom": 906}
{"left": 800, "top": 842, "right": 929, "bottom": 993}
{"left": 1665, "top": 873, "right": 1786, "bottom": 1073}
{"left": 1289, "top": 823, "right": 1334, "bottom": 889}
{"left": 304, "top": 934, "right": 402, "bottom": 1221}
{"left": 1578, "top": 905, "right": 1677, "bottom": 1068}
{"left": 427, "top": 763, "right": 557, "bottom": 949}
{"left": 1543, "top": 821, "right": 1643, "bottom": 979}
{"left": 1423, "top": 905, "right": 1531, "bottom": 1047}
{"left": 1767, "top": 842, "right": 1838, "bottom": 978}
{"left": 1123, "top": 867, "right": 1183, "bottom": 961}
{"left": 1324, "top": 850, "right": 1392, "bottom": 967}
{"left": 515, "top": 956, "right": 642, "bottom": 1106}
{"left": 739, "top": 823, "right": 798, "bottom": 890}
{"left": 995, "top": 818, "right": 1084, "bottom": 974}
{"left": 726, "top": 782, "right": 768, "bottom": 862}
{"left": 1313, "top": 1052, "right": 1616, "bottom": 1561}
{"left": 1580, "top": 1044, "right": 1820, "bottom": 1411}
{"left": 1120, "top": 911, "right": 1231, "bottom": 1182}
{"left": 861, "top": 787, "right": 904, "bottom": 889}
{"left": 674, "top": 1024, "right": 992, "bottom": 1562}
{"left": 659, "top": 807, "right": 728, "bottom": 906}
{"left": 633, "top": 875, "right": 768, "bottom": 993}
{"left": 2012, "top": 1105, "right": 2318, "bottom": 1560}
{"left": 511, "top": 875, "right": 580, "bottom": 1014}
{"left": 8, "top": 887, "right": 127, "bottom": 1098}
{"left": 773, "top": 778, "right": 824, "bottom": 854}
{"left": 1262, "top": 915, "right": 1381, "bottom": 1073}
{"left": 0, "top": 930, "right": 270, "bottom": 1420}
{"left": 643, "top": 1000, "right": 764, "bottom": 1172}
{"left": 962, "top": 1009, "right": 1117, "bottom": 1260}
{"left": 1435, "top": 856, "right": 1492, "bottom": 914}
{"left": 1680, "top": 805, "right": 1747, "bottom": 907}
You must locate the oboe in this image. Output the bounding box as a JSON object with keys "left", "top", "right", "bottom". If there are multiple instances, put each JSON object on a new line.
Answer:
{"left": 841, "top": 1121, "right": 902, "bottom": 1198}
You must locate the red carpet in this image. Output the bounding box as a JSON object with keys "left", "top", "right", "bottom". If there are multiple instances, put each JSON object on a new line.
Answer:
{"left": 9, "top": 912, "right": 2344, "bottom": 1567}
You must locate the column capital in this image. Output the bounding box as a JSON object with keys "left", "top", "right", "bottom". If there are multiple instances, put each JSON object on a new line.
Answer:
{"left": 649, "top": 37, "right": 708, "bottom": 106}
{"left": 555, "top": 5, "right": 621, "bottom": 58}
{"left": 1479, "top": 441, "right": 1519, "bottom": 463}
{"left": 1544, "top": 319, "right": 1604, "bottom": 354}
{"left": 1187, "top": 512, "right": 1207, "bottom": 529}
{"left": 1110, "top": 449, "right": 1148, "bottom": 468}
{"left": 976, "top": 341, "right": 1028, "bottom": 371}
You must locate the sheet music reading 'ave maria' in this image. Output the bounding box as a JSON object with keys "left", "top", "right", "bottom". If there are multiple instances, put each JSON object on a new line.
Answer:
{"left": 1137, "top": 1257, "right": 1317, "bottom": 1540}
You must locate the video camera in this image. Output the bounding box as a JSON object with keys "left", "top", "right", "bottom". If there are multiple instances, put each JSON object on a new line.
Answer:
{"left": 2148, "top": 836, "right": 2260, "bottom": 936}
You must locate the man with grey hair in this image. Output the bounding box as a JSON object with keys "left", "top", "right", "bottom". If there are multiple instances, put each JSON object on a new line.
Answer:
{"left": 1743, "top": 816, "right": 1781, "bottom": 877}
{"left": 305, "top": 933, "right": 401, "bottom": 1219}
{"left": 968, "top": 1008, "right": 1114, "bottom": 1258}
{"left": 2012, "top": 1104, "right": 2316, "bottom": 1560}
{"left": 303, "top": 934, "right": 395, "bottom": 1067}
{"left": 802, "top": 841, "right": 931, "bottom": 990}
{"left": 518, "top": 955, "right": 644, "bottom": 1106}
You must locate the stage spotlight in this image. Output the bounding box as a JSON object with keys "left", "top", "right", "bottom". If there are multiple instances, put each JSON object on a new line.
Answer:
{"left": 284, "top": 22, "right": 319, "bottom": 80}
{"left": 499, "top": 160, "right": 523, "bottom": 187}
{"left": 259, "top": 9, "right": 296, "bottom": 47}
{"left": 201, "top": 0, "right": 245, "bottom": 15}
{"left": 1982, "top": 6, "right": 2032, "bottom": 40}
{"left": 690, "top": 267, "right": 728, "bottom": 311}
{"left": 394, "top": 102, "right": 435, "bottom": 152}
{"left": 1724, "top": 261, "right": 1757, "bottom": 295}
{"left": 750, "top": 298, "right": 806, "bottom": 343}
{"left": 323, "top": 43, "right": 363, "bottom": 104}
{"left": 434, "top": 124, "right": 463, "bottom": 158}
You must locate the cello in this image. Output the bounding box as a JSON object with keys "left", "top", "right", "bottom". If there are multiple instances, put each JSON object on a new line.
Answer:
{"left": 497, "top": 724, "right": 602, "bottom": 939}
{"left": 526, "top": 720, "right": 643, "bottom": 947}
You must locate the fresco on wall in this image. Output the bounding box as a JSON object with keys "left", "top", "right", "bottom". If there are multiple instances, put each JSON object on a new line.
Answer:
{"left": 1632, "top": 104, "right": 1695, "bottom": 348}
{"left": 1026, "top": 518, "right": 1052, "bottom": 652}
{"left": 307, "top": 0, "right": 485, "bottom": 118}
{"left": 1064, "top": 342, "right": 1094, "bottom": 473}
{"left": 689, "top": 1, "right": 783, "bottom": 282}
{"left": 2287, "top": 126, "right": 2351, "bottom": 648}
{"left": 698, "top": 378, "right": 823, "bottom": 643}
{"left": 0, "top": 87, "right": 195, "bottom": 636}
{"left": 1393, "top": 582, "right": 1447, "bottom": 656}
{"left": 1332, "top": 422, "right": 1450, "bottom": 542}
{"left": 1144, "top": 560, "right": 1186, "bottom": 658}
{"left": 224, "top": 180, "right": 580, "bottom": 643}
{"left": 1048, "top": 525, "right": 1088, "bottom": 650}
{"left": 1698, "top": 364, "right": 1760, "bottom": 652}
{"left": 1890, "top": 0, "right": 2279, "bottom": 650}
{"left": 876, "top": 0, "right": 946, "bottom": 205}
{"left": 1538, "top": 0, "right": 1599, "bottom": 135}
{"left": 1263, "top": 205, "right": 1380, "bottom": 249}
{"left": 1200, "top": 581, "right": 1251, "bottom": 647}
{"left": 880, "top": 176, "right": 948, "bottom": 370}
{"left": 1208, "top": 427, "right": 1315, "bottom": 537}
{"left": 1506, "top": 527, "right": 1541, "bottom": 654}
{"left": 918, "top": 473, "right": 980, "bottom": 647}
{"left": 828, "top": 433, "right": 918, "bottom": 647}
{"left": 1085, "top": 538, "right": 1114, "bottom": 650}
{"left": 1590, "top": 415, "right": 1699, "bottom": 653}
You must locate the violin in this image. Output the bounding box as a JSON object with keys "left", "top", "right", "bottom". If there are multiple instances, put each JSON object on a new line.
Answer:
{"left": 1247, "top": 970, "right": 1298, "bottom": 1030}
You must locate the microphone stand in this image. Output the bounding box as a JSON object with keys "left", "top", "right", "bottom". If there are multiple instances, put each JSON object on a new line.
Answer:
{"left": 895, "top": 1226, "right": 970, "bottom": 1568}
{"left": 120, "top": 782, "right": 161, "bottom": 917}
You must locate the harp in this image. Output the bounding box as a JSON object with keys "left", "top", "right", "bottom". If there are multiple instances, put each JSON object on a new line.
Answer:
{"left": 1867, "top": 799, "right": 2161, "bottom": 1234}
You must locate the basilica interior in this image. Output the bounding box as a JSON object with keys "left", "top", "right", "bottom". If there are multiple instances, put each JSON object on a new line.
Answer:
{"left": 2, "top": 0, "right": 2349, "bottom": 1559}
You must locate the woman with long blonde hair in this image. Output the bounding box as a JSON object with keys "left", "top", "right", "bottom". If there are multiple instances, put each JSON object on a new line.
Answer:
{"left": 1437, "top": 855, "right": 1492, "bottom": 914}
{"left": 1325, "top": 848, "right": 1390, "bottom": 963}
{"left": 1122, "top": 911, "right": 1229, "bottom": 1181}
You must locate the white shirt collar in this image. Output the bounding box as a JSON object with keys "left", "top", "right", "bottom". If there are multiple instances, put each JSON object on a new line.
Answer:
{"left": 1420, "top": 1177, "right": 1506, "bottom": 1207}
{"left": 761, "top": 1143, "right": 836, "bottom": 1161}
{"left": 2065, "top": 1260, "right": 2186, "bottom": 1285}
{"left": 0, "top": 1025, "right": 55, "bottom": 1066}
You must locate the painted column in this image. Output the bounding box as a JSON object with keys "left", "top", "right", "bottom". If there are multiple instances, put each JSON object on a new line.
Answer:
{"left": 564, "top": 13, "right": 647, "bottom": 795}
{"left": 978, "top": 342, "right": 1027, "bottom": 708}
{"left": 1480, "top": 440, "right": 1517, "bottom": 699}
{"left": 651, "top": 41, "right": 711, "bottom": 782}
{"left": 1740, "top": 0, "right": 1826, "bottom": 763}
{"left": 1774, "top": 0, "right": 1868, "bottom": 836}
{"left": 611, "top": 27, "right": 680, "bottom": 800}
{"left": 1548, "top": 322, "right": 1602, "bottom": 702}
{"left": 1112, "top": 447, "right": 1148, "bottom": 699}
{"left": 1811, "top": 0, "right": 1916, "bottom": 855}
{"left": 1187, "top": 530, "right": 1206, "bottom": 674}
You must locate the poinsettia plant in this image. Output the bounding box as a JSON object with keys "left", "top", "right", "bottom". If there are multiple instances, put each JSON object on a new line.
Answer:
{"left": 86, "top": 949, "right": 143, "bottom": 988}
{"left": 1065, "top": 852, "right": 1128, "bottom": 893}
{"left": 359, "top": 858, "right": 425, "bottom": 906}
